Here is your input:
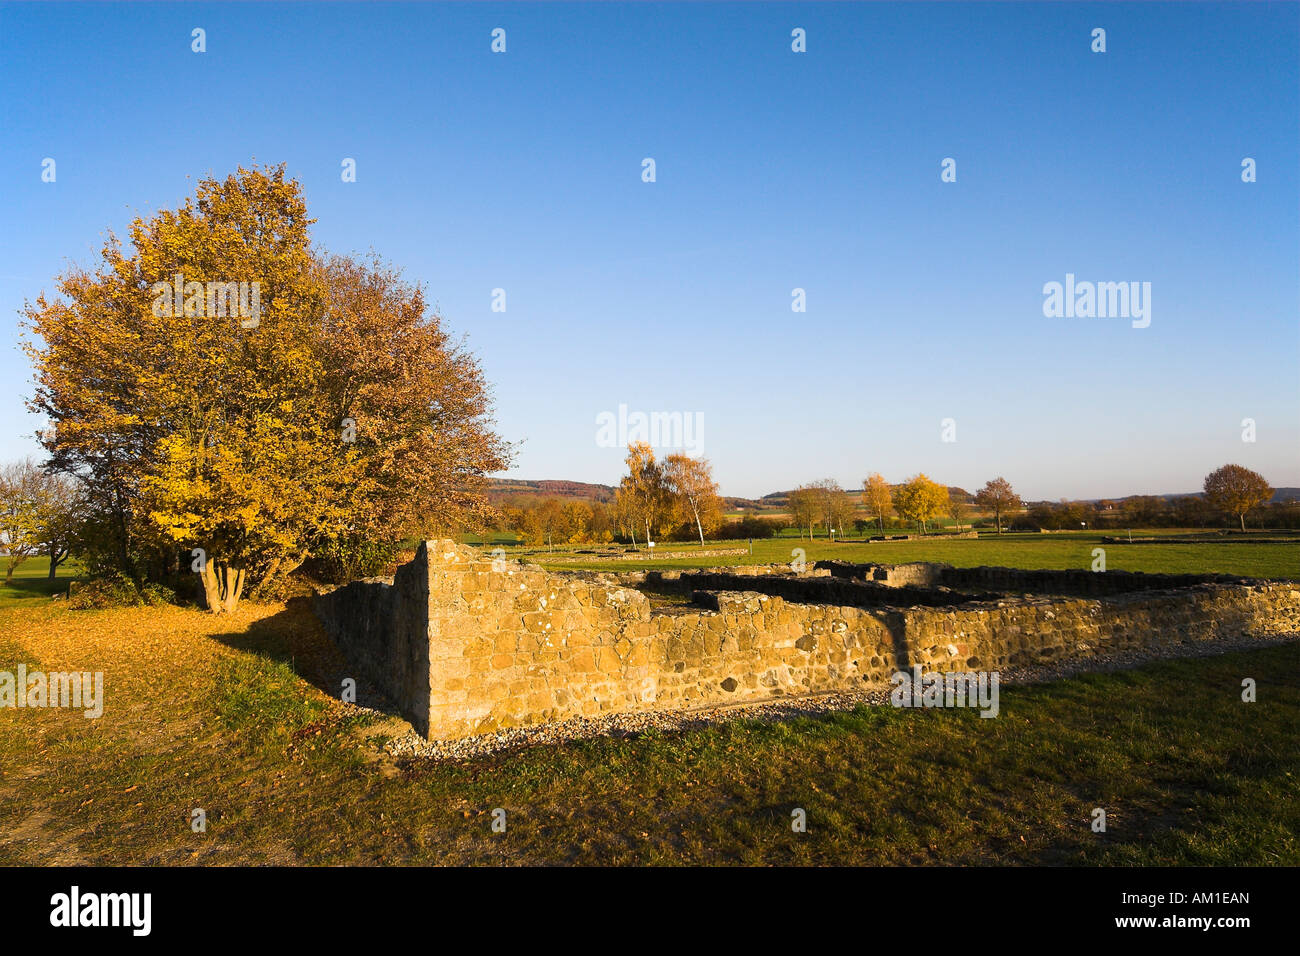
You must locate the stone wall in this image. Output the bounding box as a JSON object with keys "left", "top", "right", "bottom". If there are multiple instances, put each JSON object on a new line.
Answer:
{"left": 639, "top": 569, "right": 991, "bottom": 608}
{"left": 312, "top": 547, "right": 433, "bottom": 734}
{"left": 865, "top": 530, "right": 979, "bottom": 541}
{"left": 891, "top": 585, "right": 1300, "bottom": 675}
{"left": 816, "top": 560, "right": 1264, "bottom": 595}
{"left": 314, "top": 541, "right": 1300, "bottom": 741}
{"left": 576, "top": 547, "right": 749, "bottom": 562}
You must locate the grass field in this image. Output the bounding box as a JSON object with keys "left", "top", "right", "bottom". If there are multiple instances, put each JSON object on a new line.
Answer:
{"left": 521, "top": 531, "right": 1300, "bottom": 580}
{"left": 1, "top": 598, "right": 1296, "bottom": 865}
{"left": 0, "top": 557, "right": 83, "bottom": 611}
{"left": 1, "top": 536, "right": 1297, "bottom": 865}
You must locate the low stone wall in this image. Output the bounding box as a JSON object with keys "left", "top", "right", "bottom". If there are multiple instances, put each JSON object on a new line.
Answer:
{"left": 312, "top": 541, "right": 1300, "bottom": 741}
{"left": 865, "top": 531, "right": 979, "bottom": 541}
{"left": 312, "top": 548, "right": 434, "bottom": 734}
{"left": 622, "top": 565, "right": 829, "bottom": 582}
{"left": 816, "top": 560, "right": 1263, "bottom": 595}
{"left": 586, "top": 547, "right": 749, "bottom": 561}
{"left": 640, "top": 569, "right": 988, "bottom": 608}
{"left": 897, "top": 585, "right": 1300, "bottom": 674}
{"left": 818, "top": 561, "right": 948, "bottom": 588}
{"left": 1101, "top": 535, "right": 1300, "bottom": 545}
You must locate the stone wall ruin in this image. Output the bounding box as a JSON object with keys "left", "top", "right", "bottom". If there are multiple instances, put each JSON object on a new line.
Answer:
{"left": 312, "top": 541, "right": 1300, "bottom": 741}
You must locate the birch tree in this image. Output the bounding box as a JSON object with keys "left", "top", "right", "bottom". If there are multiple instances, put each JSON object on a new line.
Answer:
{"left": 663, "top": 453, "right": 722, "bottom": 545}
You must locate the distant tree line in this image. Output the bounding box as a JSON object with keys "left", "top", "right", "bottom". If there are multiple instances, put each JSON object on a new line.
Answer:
{"left": 498, "top": 497, "right": 617, "bottom": 548}
{"left": 482, "top": 463, "right": 1289, "bottom": 547}
{"left": 1007, "top": 465, "right": 1284, "bottom": 531}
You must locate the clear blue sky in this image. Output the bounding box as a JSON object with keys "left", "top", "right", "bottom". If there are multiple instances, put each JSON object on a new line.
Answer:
{"left": 2, "top": 2, "right": 1296, "bottom": 500}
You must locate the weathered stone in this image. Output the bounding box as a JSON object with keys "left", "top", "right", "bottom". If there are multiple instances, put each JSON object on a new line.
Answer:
{"left": 313, "top": 540, "right": 1300, "bottom": 741}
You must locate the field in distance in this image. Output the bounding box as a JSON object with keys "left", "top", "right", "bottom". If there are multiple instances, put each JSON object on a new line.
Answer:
{"left": 483, "top": 530, "right": 1299, "bottom": 580}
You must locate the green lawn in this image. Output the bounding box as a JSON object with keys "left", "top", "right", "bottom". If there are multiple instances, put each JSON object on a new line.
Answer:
{"left": 0, "top": 556, "right": 82, "bottom": 610}
{"left": 2, "top": 598, "right": 1296, "bottom": 865}
{"left": 190, "top": 640, "right": 1300, "bottom": 865}
{"left": 525, "top": 531, "right": 1300, "bottom": 580}
{"left": 2, "top": 531, "right": 1297, "bottom": 865}
{"left": 456, "top": 530, "right": 524, "bottom": 548}
{"left": 4, "top": 534, "right": 1295, "bottom": 616}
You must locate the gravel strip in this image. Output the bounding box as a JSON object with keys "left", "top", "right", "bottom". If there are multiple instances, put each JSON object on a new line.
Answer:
{"left": 385, "top": 631, "right": 1300, "bottom": 762}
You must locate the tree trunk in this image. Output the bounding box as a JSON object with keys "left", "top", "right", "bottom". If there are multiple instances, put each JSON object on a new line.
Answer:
{"left": 1239, "top": 513, "right": 1246, "bottom": 532}
{"left": 222, "top": 565, "right": 245, "bottom": 613}
{"left": 110, "top": 485, "right": 140, "bottom": 589}
{"left": 199, "top": 560, "right": 246, "bottom": 614}
{"left": 695, "top": 510, "right": 705, "bottom": 546}
{"left": 48, "top": 544, "right": 64, "bottom": 580}
{"left": 199, "top": 562, "right": 221, "bottom": 611}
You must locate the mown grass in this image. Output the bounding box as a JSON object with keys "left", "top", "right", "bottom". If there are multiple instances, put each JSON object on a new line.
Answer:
{"left": 1, "top": 596, "right": 1297, "bottom": 865}
{"left": 0, "top": 557, "right": 83, "bottom": 610}
{"left": 529, "top": 531, "right": 1299, "bottom": 579}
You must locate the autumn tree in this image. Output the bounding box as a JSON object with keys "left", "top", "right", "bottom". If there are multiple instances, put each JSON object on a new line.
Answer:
{"left": 613, "top": 482, "right": 639, "bottom": 546}
{"left": 949, "top": 490, "right": 968, "bottom": 531}
{"left": 1119, "top": 495, "right": 1165, "bottom": 527}
{"left": 786, "top": 486, "right": 819, "bottom": 539}
{"left": 0, "top": 462, "right": 84, "bottom": 583}
{"left": 560, "top": 501, "right": 592, "bottom": 543}
{"left": 663, "top": 453, "right": 722, "bottom": 545}
{"left": 529, "top": 499, "right": 566, "bottom": 549}
{"left": 33, "top": 471, "right": 84, "bottom": 579}
{"left": 892, "top": 473, "right": 948, "bottom": 534}
{"left": 23, "top": 165, "right": 509, "bottom": 612}
{"left": 0, "top": 460, "right": 44, "bottom": 583}
{"left": 809, "top": 478, "right": 853, "bottom": 538}
{"left": 514, "top": 495, "right": 615, "bottom": 545}
{"left": 1170, "top": 495, "right": 1211, "bottom": 528}
{"left": 861, "top": 473, "right": 892, "bottom": 534}
{"left": 974, "top": 477, "right": 1021, "bottom": 534}
{"left": 1203, "top": 464, "right": 1273, "bottom": 532}
{"left": 587, "top": 500, "right": 615, "bottom": 542}
{"left": 314, "top": 252, "right": 509, "bottom": 564}
{"left": 620, "top": 442, "right": 665, "bottom": 546}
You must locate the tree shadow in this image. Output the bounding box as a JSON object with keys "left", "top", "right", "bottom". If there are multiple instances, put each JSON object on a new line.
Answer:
{"left": 1, "top": 574, "right": 79, "bottom": 603}
{"left": 203, "top": 597, "right": 408, "bottom": 727}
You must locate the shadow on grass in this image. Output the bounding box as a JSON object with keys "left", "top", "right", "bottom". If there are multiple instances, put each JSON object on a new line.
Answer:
{"left": 0, "top": 572, "right": 84, "bottom": 610}
{"left": 4, "top": 576, "right": 67, "bottom": 596}
{"left": 203, "top": 597, "right": 412, "bottom": 732}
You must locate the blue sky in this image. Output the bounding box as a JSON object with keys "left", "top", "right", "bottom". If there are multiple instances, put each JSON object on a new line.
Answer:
{"left": 2, "top": 1, "right": 1296, "bottom": 500}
